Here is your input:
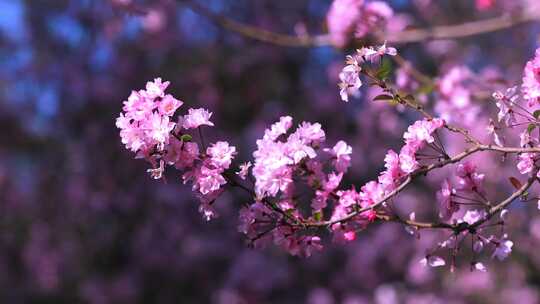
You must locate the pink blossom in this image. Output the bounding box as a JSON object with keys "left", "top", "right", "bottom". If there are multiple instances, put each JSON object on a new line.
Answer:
{"left": 398, "top": 145, "right": 419, "bottom": 174}
{"left": 146, "top": 160, "right": 165, "bottom": 180}
{"left": 336, "top": 188, "right": 360, "bottom": 208}
{"left": 473, "top": 262, "right": 487, "bottom": 272}
{"left": 324, "top": 140, "right": 352, "bottom": 172}
{"left": 359, "top": 181, "right": 385, "bottom": 208}
{"left": 299, "top": 236, "right": 323, "bottom": 258}
{"left": 116, "top": 78, "right": 180, "bottom": 155}
{"left": 456, "top": 161, "right": 485, "bottom": 193}
{"left": 264, "top": 116, "right": 293, "bottom": 141}
{"left": 437, "top": 179, "right": 457, "bottom": 220}
{"left": 492, "top": 86, "right": 518, "bottom": 127}
{"left": 144, "top": 77, "right": 169, "bottom": 99}
{"left": 289, "top": 122, "right": 326, "bottom": 146}
{"left": 420, "top": 255, "right": 446, "bottom": 267}
{"left": 338, "top": 64, "right": 362, "bottom": 102}
{"left": 520, "top": 130, "right": 537, "bottom": 147}
{"left": 517, "top": 153, "right": 535, "bottom": 175}
{"left": 164, "top": 140, "right": 199, "bottom": 170}
{"left": 461, "top": 209, "right": 487, "bottom": 225}
{"left": 207, "top": 141, "right": 237, "bottom": 169}
{"left": 522, "top": 48, "right": 540, "bottom": 106}
{"left": 253, "top": 117, "right": 327, "bottom": 198}
{"left": 183, "top": 166, "right": 224, "bottom": 195}
{"left": 181, "top": 108, "right": 215, "bottom": 129}
{"left": 356, "top": 1, "right": 394, "bottom": 38}
{"left": 158, "top": 94, "right": 183, "bottom": 116}
{"left": 486, "top": 119, "right": 504, "bottom": 147}
{"left": 236, "top": 162, "right": 252, "bottom": 180}
{"left": 312, "top": 172, "right": 343, "bottom": 211}
{"left": 403, "top": 118, "right": 444, "bottom": 149}
{"left": 378, "top": 149, "right": 404, "bottom": 189}
{"left": 326, "top": 0, "right": 364, "bottom": 47}
{"left": 492, "top": 239, "right": 513, "bottom": 261}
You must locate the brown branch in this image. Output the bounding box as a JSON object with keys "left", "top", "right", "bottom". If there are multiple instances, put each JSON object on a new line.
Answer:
{"left": 178, "top": 1, "right": 539, "bottom": 47}
{"left": 383, "top": 11, "right": 540, "bottom": 44}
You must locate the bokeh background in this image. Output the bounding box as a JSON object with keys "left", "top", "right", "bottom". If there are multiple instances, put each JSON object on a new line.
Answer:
{"left": 2, "top": 0, "right": 540, "bottom": 303}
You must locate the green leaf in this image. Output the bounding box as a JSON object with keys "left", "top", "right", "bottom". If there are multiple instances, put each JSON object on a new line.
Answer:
{"left": 534, "top": 110, "right": 540, "bottom": 119}
{"left": 373, "top": 94, "right": 394, "bottom": 101}
{"left": 313, "top": 211, "right": 322, "bottom": 221}
{"left": 375, "top": 58, "right": 392, "bottom": 80}
{"left": 527, "top": 123, "right": 537, "bottom": 134}
{"left": 180, "top": 134, "right": 192, "bottom": 142}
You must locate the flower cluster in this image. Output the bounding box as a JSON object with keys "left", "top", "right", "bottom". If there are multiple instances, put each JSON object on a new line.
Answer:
{"left": 326, "top": 0, "right": 394, "bottom": 47}
{"left": 435, "top": 161, "right": 486, "bottom": 221}
{"left": 329, "top": 117, "right": 445, "bottom": 241}
{"left": 117, "top": 46, "right": 540, "bottom": 272}
{"left": 338, "top": 43, "right": 397, "bottom": 102}
{"left": 240, "top": 117, "right": 353, "bottom": 256}
{"left": 116, "top": 78, "right": 181, "bottom": 155}
{"left": 522, "top": 48, "right": 540, "bottom": 106}
{"left": 116, "top": 78, "right": 236, "bottom": 220}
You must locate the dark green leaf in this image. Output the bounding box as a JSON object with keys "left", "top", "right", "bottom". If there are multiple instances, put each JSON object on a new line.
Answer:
{"left": 373, "top": 94, "right": 394, "bottom": 101}
{"left": 375, "top": 58, "right": 392, "bottom": 80}
{"left": 527, "top": 123, "right": 537, "bottom": 134}
{"left": 180, "top": 134, "right": 192, "bottom": 142}
{"left": 533, "top": 110, "right": 540, "bottom": 119}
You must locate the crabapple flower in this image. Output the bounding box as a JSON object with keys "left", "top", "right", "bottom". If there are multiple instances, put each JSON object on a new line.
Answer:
{"left": 324, "top": 140, "right": 352, "bottom": 172}
{"left": 207, "top": 141, "right": 237, "bottom": 169}
{"left": 486, "top": 119, "right": 504, "bottom": 147}
{"left": 312, "top": 172, "right": 343, "bottom": 211}
{"left": 492, "top": 86, "right": 518, "bottom": 127}
{"left": 517, "top": 153, "right": 536, "bottom": 175}
{"left": 456, "top": 161, "right": 485, "bottom": 193}
{"left": 520, "top": 130, "right": 537, "bottom": 147}
{"left": 338, "top": 65, "right": 362, "bottom": 102}
{"left": 437, "top": 179, "right": 458, "bottom": 220}
{"left": 326, "top": 0, "right": 393, "bottom": 47}
{"left": 252, "top": 117, "right": 332, "bottom": 199}
{"left": 420, "top": 255, "right": 446, "bottom": 267}
{"left": 356, "top": 2, "right": 394, "bottom": 38}
{"left": 461, "top": 209, "right": 487, "bottom": 225}
{"left": 116, "top": 78, "right": 181, "bottom": 155}
{"left": 236, "top": 162, "right": 252, "bottom": 180}
{"left": 362, "top": 42, "right": 397, "bottom": 63}
{"left": 118, "top": 79, "right": 236, "bottom": 220}
{"left": 492, "top": 239, "right": 514, "bottom": 261}
{"left": 473, "top": 262, "right": 487, "bottom": 272}
{"left": 144, "top": 77, "right": 169, "bottom": 99}
{"left": 326, "top": 0, "right": 364, "bottom": 47}
{"left": 184, "top": 165, "right": 227, "bottom": 195}
{"left": 403, "top": 118, "right": 445, "bottom": 149}
{"left": 522, "top": 48, "right": 540, "bottom": 106}
{"left": 338, "top": 43, "right": 397, "bottom": 101}
{"left": 379, "top": 149, "right": 405, "bottom": 189}
{"left": 181, "top": 108, "right": 215, "bottom": 129}
{"left": 398, "top": 145, "right": 418, "bottom": 174}
{"left": 158, "top": 94, "right": 183, "bottom": 116}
